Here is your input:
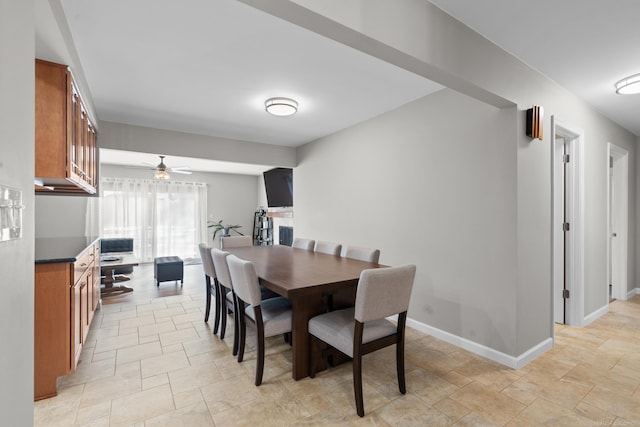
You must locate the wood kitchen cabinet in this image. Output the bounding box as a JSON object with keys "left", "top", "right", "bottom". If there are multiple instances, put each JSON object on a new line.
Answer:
{"left": 34, "top": 241, "right": 100, "bottom": 400}
{"left": 35, "top": 59, "right": 98, "bottom": 195}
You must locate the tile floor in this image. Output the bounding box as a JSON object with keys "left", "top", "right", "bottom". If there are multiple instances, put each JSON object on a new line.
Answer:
{"left": 34, "top": 262, "right": 640, "bottom": 426}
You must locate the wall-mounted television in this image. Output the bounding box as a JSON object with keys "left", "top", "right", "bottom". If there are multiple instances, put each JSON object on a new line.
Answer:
{"left": 263, "top": 167, "right": 293, "bottom": 207}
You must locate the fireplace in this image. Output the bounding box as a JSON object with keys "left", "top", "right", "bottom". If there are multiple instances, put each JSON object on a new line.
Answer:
{"left": 279, "top": 226, "right": 293, "bottom": 246}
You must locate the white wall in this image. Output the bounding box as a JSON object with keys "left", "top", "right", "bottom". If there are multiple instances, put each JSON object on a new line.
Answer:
{"left": 99, "top": 121, "right": 296, "bottom": 169}
{"left": 35, "top": 195, "right": 93, "bottom": 237}
{"left": 0, "top": 0, "right": 35, "bottom": 423}
{"left": 252, "top": 0, "right": 638, "bottom": 359}
{"left": 297, "top": 89, "right": 519, "bottom": 355}
{"left": 101, "top": 164, "right": 260, "bottom": 248}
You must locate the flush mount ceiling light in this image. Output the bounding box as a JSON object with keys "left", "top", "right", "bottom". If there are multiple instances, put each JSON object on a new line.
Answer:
{"left": 615, "top": 73, "right": 640, "bottom": 95}
{"left": 265, "top": 97, "right": 298, "bottom": 116}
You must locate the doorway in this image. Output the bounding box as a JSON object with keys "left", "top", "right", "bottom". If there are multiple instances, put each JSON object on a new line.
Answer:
{"left": 607, "top": 143, "right": 629, "bottom": 303}
{"left": 552, "top": 117, "right": 585, "bottom": 326}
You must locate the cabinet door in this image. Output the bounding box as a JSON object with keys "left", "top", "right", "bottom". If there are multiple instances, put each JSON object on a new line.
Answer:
{"left": 70, "top": 82, "right": 81, "bottom": 181}
{"left": 34, "top": 263, "right": 73, "bottom": 400}
{"left": 82, "top": 271, "right": 91, "bottom": 343}
{"left": 71, "top": 281, "right": 82, "bottom": 369}
{"left": 86, "top": 120, "right": 96, "bottom": 187}
{"left": 35, "top": 60, "right": 98, "bottom": 195}
{"left": 93, "top": 244, "right": 101, "bottom": 310}
{"left": 92, "top": 260, "right": 99, "bottom": 311}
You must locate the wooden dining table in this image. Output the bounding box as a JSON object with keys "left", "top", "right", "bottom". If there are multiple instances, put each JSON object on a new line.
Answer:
{"left": 226, "top": 244, "right": 384, "bottom": 380}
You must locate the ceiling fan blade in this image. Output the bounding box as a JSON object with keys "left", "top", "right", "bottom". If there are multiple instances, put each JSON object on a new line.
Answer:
{"left": 125, "top": 164, "right": 153, "bottom": 169}
{"left": 140, "top": 162, "right": 156, "bottom": 167}
{"left": 170, "top": 169, "right": 192, "bottom": 174}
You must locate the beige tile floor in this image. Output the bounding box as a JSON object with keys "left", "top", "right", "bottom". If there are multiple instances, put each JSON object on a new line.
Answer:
{"left": 35, "top": 262, "right": 640, "bottom": 426}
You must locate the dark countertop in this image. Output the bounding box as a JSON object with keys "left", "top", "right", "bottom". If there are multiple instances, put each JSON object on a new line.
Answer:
{"left": 35, "top": 236, "right": 100, "bottom": 264}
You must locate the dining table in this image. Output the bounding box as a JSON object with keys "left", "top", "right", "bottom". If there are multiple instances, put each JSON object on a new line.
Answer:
{"left": 226, "top": 244, "right": 384, "bottom": 380}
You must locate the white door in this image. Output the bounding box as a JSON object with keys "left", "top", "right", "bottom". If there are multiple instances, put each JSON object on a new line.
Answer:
{"left": 607, "top": 143, "right": 628, "bottom": 302}
{"left": 552, "top": 117, "right": 584, "bottom": 326}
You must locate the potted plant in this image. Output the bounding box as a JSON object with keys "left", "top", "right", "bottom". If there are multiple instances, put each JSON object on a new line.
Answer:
{"left": 207, "top": 220, "right": 243, "bottom": 241}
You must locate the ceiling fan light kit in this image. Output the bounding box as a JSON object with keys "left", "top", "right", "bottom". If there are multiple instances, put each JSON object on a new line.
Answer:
{"left": 149, "top": 155, "right": 192, "bottom": 180}
{"left": 154, "top": 169, "right": 170, "bottom": 180}
{"left": 615, "top": 73, "right": 640, "bottom": 94}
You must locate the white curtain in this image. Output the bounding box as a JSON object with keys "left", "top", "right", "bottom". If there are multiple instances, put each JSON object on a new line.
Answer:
{"left": 100, "top": 178, "right": 207, "bottom": 262}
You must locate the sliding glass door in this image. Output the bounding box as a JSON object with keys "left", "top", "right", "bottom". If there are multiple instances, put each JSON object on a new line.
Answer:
{"left": 100, "top": 178, "right": 207, "bottom": 262}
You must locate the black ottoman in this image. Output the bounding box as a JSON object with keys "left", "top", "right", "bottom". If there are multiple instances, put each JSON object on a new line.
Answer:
{"left": 154, "top": 256, "right": 184, "bottom": 286}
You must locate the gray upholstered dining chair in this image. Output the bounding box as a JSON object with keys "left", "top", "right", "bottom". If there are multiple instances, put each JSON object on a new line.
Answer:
{"left": 292, "top": 237, "right": 315, "bottom": 251}
{"left": 226, "top": 254, "right": 292, "bottom": 386}
{"left": 211, "top": 248, "right": 240, "bottom": 355}
{"left": 198, "top": 243, "right": 221, "bottom": 333}
{"left": 326, "top": 246, "right": 382, "bottom": 312}
{"left": 220, "top": 235, "right": 253, "bottom": 249}
{"left": 220, "top": 235, "right": 279, "bottom": 300}
{"left": 343, "top": 246, "right": 381, "bottom": 263}
{"left": 308, "top": 264, "right": 416, "bottom": 417}
{"left": 314, "top": 241, "right": 342, "bottom": 256}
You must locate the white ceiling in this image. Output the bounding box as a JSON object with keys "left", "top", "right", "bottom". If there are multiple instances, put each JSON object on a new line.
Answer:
{"left": 59, "top": 0, "right": 442, "bottom": 149}
{"left": 429, "top": 0, "right": 640, "bottom": 136}
{"left": 59, "top": 0, "right": 639, "bottom": 175}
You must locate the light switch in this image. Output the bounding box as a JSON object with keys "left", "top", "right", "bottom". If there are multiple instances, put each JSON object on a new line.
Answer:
{"left": 0, "top": 185, "right": 23, "bottom": 242}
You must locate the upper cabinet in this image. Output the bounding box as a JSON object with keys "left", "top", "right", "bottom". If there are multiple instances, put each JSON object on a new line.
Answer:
{"left": 35, "top": 59, "right": 98, "bottom": 195}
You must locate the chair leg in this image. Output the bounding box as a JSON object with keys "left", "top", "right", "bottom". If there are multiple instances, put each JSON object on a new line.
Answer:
{"left": 233, "top": 294, "right": 242, "bottom": 358}
{"left": 353, "top": 353, "right": 364, "bottom": 417}
{"left": 353, "top": 321, "right": 365, "bottom": 417}
{"left": 204, "top": 276, "right": 211, "bottom": 323}
{"left": 255, "top": 329, "right": 265, "bottom": 386}
{"left": 254, "top": 307, "right": 265, "bottom": 386}
{"left": 396, "top": 340, "right": 406, "bottom": 394}
{"left": 397, "top": 312, "right": 407, "bottom": 394}
{"left": 309, "top": 335, "right": 319, "bottom": 378}
{"left": 237, "top": 299, "right": 246, "bottom": 362}
{"left": 212, "top": 280, "right": 221, "bottom": 335}
{"left": 219, "top": 292, "right": 227, "bottom": 339}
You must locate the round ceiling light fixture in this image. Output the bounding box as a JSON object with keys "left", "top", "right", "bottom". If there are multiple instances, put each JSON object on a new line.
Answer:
{"left": 265, "top": 97, "right": 298, "bottom": 116}
{"left": 615, "top": 73, "right": 640, "bottom": 95}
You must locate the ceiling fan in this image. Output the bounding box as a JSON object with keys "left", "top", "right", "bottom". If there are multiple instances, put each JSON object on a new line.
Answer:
{"left": 143, "top": 155, "right": 192, "bottom": 180}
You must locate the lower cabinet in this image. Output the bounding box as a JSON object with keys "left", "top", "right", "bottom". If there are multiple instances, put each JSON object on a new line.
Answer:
{"left": 34, "top": 242, "right": 100, "bottom": 401}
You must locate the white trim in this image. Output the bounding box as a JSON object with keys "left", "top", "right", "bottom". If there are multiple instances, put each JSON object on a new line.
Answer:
{"left": 551, "top": 117, "right": 585, "bottom": 327}
{"left": 583, "top": 304, "right": 608, "bottom": 327}
{"left": 627, "top": 288, "right": 640, "bottom": 299}
{"left": 405, "top": 317, "right": 553, "bottom": 369}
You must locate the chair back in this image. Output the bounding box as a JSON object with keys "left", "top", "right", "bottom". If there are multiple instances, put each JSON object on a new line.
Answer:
{"left": 211, "top": 248, "right": 232, "bottom": 290}
{"left": 314, "top": 241, "right": 342, "bottom": 256}
{"left": 292, "top": 238, "right": 315, "bottom": 251}
{"left": 220, "top": 235, "right": 253, "bottom": 249}
{"left": 354, "top": 265, "right": 416, "bottom": 323}
{"left": 227, "top": 255, "right": 262, "bottom": 306}
{"left": 344, "top": 246, "right": 380, "bottom": 263}
{"left": 198, "top": 243, "right": 216, "bottom": 278}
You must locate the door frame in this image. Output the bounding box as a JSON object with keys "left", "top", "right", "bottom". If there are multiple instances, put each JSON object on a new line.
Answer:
{"left": 606, "top": 142, "right": 629, "bottom": 301}
{"left": 551, "top": 116, "right": 585, "bottom": 327}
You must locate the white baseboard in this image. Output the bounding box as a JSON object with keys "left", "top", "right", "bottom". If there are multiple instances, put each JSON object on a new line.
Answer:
{"left": 582, "top": 304, "right": 608, "bottom": 327}
{"left": 405, "top": 317, "right": 553, "bottom": 369}
{"left": 626, "top": 288, "right": 640, "bottom": 299}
